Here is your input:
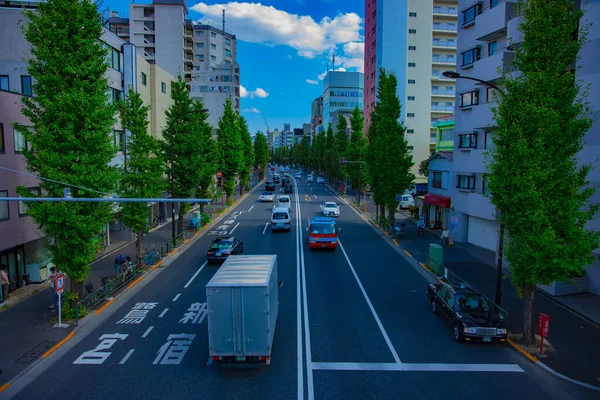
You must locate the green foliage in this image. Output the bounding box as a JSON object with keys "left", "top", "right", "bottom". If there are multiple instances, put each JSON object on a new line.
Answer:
{"left": 295, "top": 136, "right": 310, "bottom": 168}
{"left": 366, "top": 69, "right": 414, "bottom": 221}
{"left": 238, "top": 116, "right": 254, "bottom": 190}
{"left": 335, "top": 116, "right": 349, "bottom": 180}
{"left": 118, "top": 87, "right": 164, "bottom": 258}
{"left": 61, "top": 290, "right": 86, "bottom": 321}
{"left": 200, "top": 212, "right": 212, "bottom": 227}
{"left": 16, "top": 0, "right": 117, "bottom": 286}
{"left": 191, "top": 101, "right": 217, "bottom": 213}
{"left": 487, "top": 0, "right": 599, "bottom": 344}
{"left": 324, "top": 124, "right": 337, "bottom": 181}
{"left": 216, "top": 98, "right": 243, "bottom": 197}
{"left": 418, "top": 159, "right": 429, "bottom": 177}
{"left": 253, "top": 132, "right": 270, "bottom": 179}
{"left": 346, "top": 106, "right": 368, "bottom": 191}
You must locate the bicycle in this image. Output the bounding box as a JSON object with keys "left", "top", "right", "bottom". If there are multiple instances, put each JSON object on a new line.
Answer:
{"left": 142, "top": 245, "right": 160, "bottom": 266}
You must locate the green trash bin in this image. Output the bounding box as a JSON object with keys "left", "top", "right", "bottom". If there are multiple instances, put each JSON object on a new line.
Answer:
{"left": 429, "top": 243, "right": 444, "bottom": 276}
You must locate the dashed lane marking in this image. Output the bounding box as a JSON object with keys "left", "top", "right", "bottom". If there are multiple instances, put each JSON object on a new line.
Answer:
{"left": 159, "top": 308, "right": 169, "bottom": 318}
{"left": 142, "top": 326, "right": 154, "bottom": 338}
{"left": 119, "top": 349, "right": 135, "bottom": 364}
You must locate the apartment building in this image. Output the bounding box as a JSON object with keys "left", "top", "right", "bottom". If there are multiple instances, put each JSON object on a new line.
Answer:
{"left": 452, "top": 0, "right": 600, "bottom": 294}
{"left": 311, "top": 96, "right": 324, "bottom": 135}
{"left": 108, "top": 0, "right": 240, "bottom": 129}
{"left": 322, "top": 70, "right": 364, "bottom": 130}
{"left": 364, "top": 0, "right": 458, "bottom": 181}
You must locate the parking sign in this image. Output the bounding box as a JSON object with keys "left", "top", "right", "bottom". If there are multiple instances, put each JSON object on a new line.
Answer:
{"left": 55, "top": 273, "right": 65, "bottom": 294}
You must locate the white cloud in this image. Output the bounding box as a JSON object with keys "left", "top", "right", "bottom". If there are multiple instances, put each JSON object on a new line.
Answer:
{"left": 240, "top": 85, "right": 269, "bottom": 99}
{"left": 242, "top": 107, "right": 262, "bottom": 113}
{"left": 318, "top": 67, "right": 346, "bottom": 80}
{"left": 286, "top": 54, "right": 293, "bottom": 59}
{"left": 191, "top": 2, "right": 362, "bottom": 59}
{"left": 306, "top": 79, "right": 319, "bottom": 85}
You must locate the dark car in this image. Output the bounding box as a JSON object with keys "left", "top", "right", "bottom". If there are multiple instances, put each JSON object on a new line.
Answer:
{"left": 282, "top": 177, "right": 291, "bottom": 187}
{"left": 265, "top": 181, "right": 276, "bottom": 191}
{"left": 426, "top": 281, "right": 508, "bottom": 343}
{"left": 206, "top": 236, "right": 244, "bottom": 264}
{"left": 284, "top": 184, "right": 293, "bottom": 194}
{"left": 273, "top": 176, "right": 281, "bottom": 183}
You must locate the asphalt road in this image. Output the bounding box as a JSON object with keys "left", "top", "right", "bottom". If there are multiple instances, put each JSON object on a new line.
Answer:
{"left": 6, "top": 170, "right": 598, "bottom": 400}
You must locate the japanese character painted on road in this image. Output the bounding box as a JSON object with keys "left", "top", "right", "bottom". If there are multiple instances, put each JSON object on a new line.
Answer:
{"left": 117, "top": 302, "right": 158, "bottom": 324}
{"left": 216, "top": 225, "right": 231, "bottom": 231}
{"left": 179, "top": 302, "right": 208, "bottom": 324}
{"left": 207, "top": 231, "right": 220, "bottom": 236}
{"left": 73, "top": 334, "right": 128, "bottom": 365}
{"left": 132, "top": 302, "right": 158, "bottom": 310}
{"left": 153, "top": 334, "right": 196, "bottom": 365}
{"left": 223, "top": 219, "right": 236, "bottom": 225}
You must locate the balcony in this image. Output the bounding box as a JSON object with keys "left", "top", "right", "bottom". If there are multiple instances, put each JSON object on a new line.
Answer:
{"left": 433, "top": 23, "right": 457, "bottom": 32}
{"left": 431, "top": 73, "right": 454, "bottom": 82}
{"left": 475, "top": 0, "right": 516, "bottom": 41}
{"left": 432, "top": 56, "right": 456, "bottom": 65}
{"left": 433, "top": 6, "right": 458, "bottom": 17}
{"left": 431, "top": 89, "right": 455, "bottom": 96}
{"left": 507, "top": 14, "right": 523, "bottom": 46}
{"left": 430, "top": 134, "right": 437, "bottom": 144}
{"left": 473, "top": 50, "right": 515, "bottom": 83}
{"left": 431, "top": 105, "right": 454, "bottom": 112}
{"left": 432, "top": 39, "right": 457, "bottom": 49}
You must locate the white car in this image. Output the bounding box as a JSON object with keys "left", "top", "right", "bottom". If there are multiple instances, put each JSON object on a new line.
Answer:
{"left": 306, "top": 175, "right": 314, "bottom": 182}
{"left": 295, "top": 172, "right": 302, "bottom": 179}
{"left": 397, "top": 194, "right": 415, "bottom": 210}
{"left": 273, "top": 195, "right": 292, "bottom": 212}
{"left": 259, "top": 192, "right": 275, "bottom": 202}
{"left": 316, "top": 177, "right": 325, "bottom": 184}
{"left": 321, "top": 201, "right": 340, "bottom": 217}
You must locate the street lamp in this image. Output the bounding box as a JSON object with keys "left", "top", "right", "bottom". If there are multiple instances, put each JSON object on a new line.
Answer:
{"left": 168, "top": 108, "right": 209, "bottom": 241}
{"left": 443, "top": 70, "right": 506, "bottom": 306}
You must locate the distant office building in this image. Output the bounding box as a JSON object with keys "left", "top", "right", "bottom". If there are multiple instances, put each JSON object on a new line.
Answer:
{"left": 322, "top": 71, "right": 363, "bottom": 130}
{"left": 330, "top": 110, "right": 354, "bottom": 140}
{"left": 311, "top": 96, "right": 323, "bottom": 135}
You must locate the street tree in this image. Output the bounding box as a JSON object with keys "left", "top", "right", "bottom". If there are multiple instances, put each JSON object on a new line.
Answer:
{"left": 418, "top": 159, "right": 429, "bottom": 178}
{"left": 324, "top": 124, "right": 337, "bottom": 182}
{"left": 335, "top": 115, "right": 349, "bottom": 181}
{"left": 17, "top": 0, "right": 118, "bottom": 294}
{"left": 346, "top": 106, "right": 368, "bottom": 203}
{"left": 487, "top": 0, "right": 599, "bottom": 346}
{"left": 253, "top": 131, "right": 270, "bottom": 179}
{"left": 190, "top": 100, "right": 216, "bottom": 215}
{"left": 118, "top": 88, "right": 165, "bottom": 260}
{"left": 366, "top": 69, "right": 414, "bottom": 225}
{"left": 216, "top": 97, "right": 243, "bottom": 201}
{"left": 238, "top": 116, "right": 254, "bottom": 194}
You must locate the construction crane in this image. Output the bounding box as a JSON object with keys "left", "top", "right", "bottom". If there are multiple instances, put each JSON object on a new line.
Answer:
{"left": 261, "top": 110, "right": 270, "bottom": 133}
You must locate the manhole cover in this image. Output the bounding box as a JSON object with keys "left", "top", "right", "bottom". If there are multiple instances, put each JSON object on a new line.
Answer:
{"left": 16, "top": 341, "right": 55, "bottom": 364}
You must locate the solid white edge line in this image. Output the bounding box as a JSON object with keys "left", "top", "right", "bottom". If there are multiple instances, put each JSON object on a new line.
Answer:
{"left": 141, "top": 326, "right": 154, "bottom": 338}
{"left": 262, "top": 222, "right": 268, "bottom": 235}
{"left": 119, "top": 349, "right": 135, "bottom": 364}
{"left": 229, "top": 222, "right": 240, "bottom": 234}
{"left": 310, "top": 362, "right": 524, "bottom": 372}
{"left": 314, "top": 194, "right": 317, "bottom": 199}
{"left": 294, "top": 178, "right": 304, "bottom": 400}
{"left": 172, "top": 293, "right": 181, "bottom": 302}
{"left": 184, "top": 261, "right": 208, "bottom": 289}
{"left": 338, "top": 239, "right": 402, "bottom": 364}
{"left": 248, "top": 205, "right": 254, "bottom": 212}
{"left": 158, "top": 308, "right": 169, "bottom": 318}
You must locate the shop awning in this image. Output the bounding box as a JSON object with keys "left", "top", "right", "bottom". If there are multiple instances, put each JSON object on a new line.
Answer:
{"left": 424, "top": 193, "right": 451, "bottom": 208}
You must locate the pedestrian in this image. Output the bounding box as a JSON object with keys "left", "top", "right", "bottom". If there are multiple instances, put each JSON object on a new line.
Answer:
{"left": 48, "top": 267, "right": 58, "bottom": 309}
{"left": 1, "top": 264, "right": 10, "bottom": 301}
{"left": 441, "top": 227, "right": 451, "bottom": 247}
{"left": 114, "top": 254, "right": 125, "bottom": 276}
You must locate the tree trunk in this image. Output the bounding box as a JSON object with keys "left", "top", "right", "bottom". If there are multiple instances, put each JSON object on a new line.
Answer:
{"left": 388, "top": 206, "right": 395, "bottom": 228}
{"left": 135, "top": 228, "right": 144, "bottom": 261}
{"left": 177, "top": 205, "right": 184, "bottom": 235}
{"left": 379, "top": 203, "right": 385, "bottom": 221}
{"left": 70, "top": 281, "right": 83, "bottom": 301}
{"left": 239, "top": 183, "right": 243, "bottom": 196}
{"left": 521, "top": 283, "right": 536, "bottom": 346}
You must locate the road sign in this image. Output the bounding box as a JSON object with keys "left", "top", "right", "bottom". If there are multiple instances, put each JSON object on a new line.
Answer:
{"left": 216, "top": 171, "right": 222, "bottom": 178}
{"left": 55, "top": 272, "right": 65, "bottom": 294}
{"left": 538, "top": 313, "right": 550, "bottom": 355}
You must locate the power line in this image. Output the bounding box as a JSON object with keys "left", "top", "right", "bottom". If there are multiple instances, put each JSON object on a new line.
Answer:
{"left": 0, "top": 166, "right": 113, "bottom": 196}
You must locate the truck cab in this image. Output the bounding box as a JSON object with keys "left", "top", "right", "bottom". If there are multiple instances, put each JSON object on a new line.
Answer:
{"left": 306, "top": 217, "right": 341, "bottom": 250}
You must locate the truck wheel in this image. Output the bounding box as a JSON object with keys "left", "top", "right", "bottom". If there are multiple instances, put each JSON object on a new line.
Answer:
{"left": 453, "top": 325, "right": 464, "bottom": 342}
{"left": 431, "top": 300, "right": 437, "bottom": 314}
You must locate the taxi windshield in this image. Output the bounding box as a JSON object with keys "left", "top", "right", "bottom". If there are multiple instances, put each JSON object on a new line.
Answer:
{"left": 310, "top": 224, "right": 336, "bottom": 235}
{"left": 454, "top": 294, "right": 490, "bottom": 311}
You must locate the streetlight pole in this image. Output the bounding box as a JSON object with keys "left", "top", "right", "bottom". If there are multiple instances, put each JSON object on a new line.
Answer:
{"left": 443, "top": 70, "right": 506, "bottom": 306}
{"left": 168, "top": 108, "right": 209, "bottom": 241}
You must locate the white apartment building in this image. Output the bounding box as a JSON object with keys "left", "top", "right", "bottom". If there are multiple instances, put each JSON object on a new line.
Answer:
{"left": 452, "top": 0, "right": 600, "bottom": 294}
{"left": 364, "top": 0, "right": 458, "bottom": 182}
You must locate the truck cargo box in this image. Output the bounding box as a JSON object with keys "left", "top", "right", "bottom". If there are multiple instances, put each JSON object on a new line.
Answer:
{"left": 206, "top": 254, "right": 278, "bottom": 363}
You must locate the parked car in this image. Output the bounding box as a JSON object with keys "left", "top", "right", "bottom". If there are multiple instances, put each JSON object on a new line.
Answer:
{"left": 397, "top": 194, "right": 414, "bottom": 210}
{"left": 321, "top": 201, "right": 340, "bottom": 217}
{"left": 316, "top": 177, "right": 325, "bottom": 184}
{"left": 259, "top": 192, "right": 275, "bottom": 202}
{"left": 284, "top": 184, "right": 293, "bottom": 194}
{"left": 426, "top": 281, "right": 508, "bottom": 343}
{"left": 273, "top": 195, "right": 292, "bottom": 212}
{"left": 206, "top": 236, "right": 244, "bottom": 264}
{"left": 265, "top": 181, "right": 276, "bottom": 191}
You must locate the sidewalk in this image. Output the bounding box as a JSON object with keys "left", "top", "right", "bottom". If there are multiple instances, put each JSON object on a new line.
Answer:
{"left": 332, "top": 185, "right": 600, "bottom": 388}
{"left": 0, "top": 185, "right": 251, "bottom": 385}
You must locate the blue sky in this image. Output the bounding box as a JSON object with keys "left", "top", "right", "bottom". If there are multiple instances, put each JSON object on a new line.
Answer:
{"left": 101, "top": 0, "right": 364, "bottom": 134}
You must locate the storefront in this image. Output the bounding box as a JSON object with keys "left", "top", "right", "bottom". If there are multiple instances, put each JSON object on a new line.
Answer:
{"left": 424, "top": 193, "right": 452, "bottom": 229}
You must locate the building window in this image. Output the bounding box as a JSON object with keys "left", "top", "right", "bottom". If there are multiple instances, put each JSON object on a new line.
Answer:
{"left": 0, "top": 75, "right": 8, "bottom": 91}
{"left": 14, "top": 127, "right": 30, "bottom": 152}
{"left": 211, "top": 44, "right": 217, "bottom": 50}
{"left": 211, "top": 55, "right": 217, "bottom": 61}
{"left": 197, "top": 54, "right": 204, "bottom": 61}
{"left": 458, "top": 133, "right": 478, "bottom": 148}
{"left": 490, "top": 0, "right": 500, "bottom": 9}
{"left": 488, "top": 41, "right": 498, "bottom": 56}
{"left": 141, "top": 72, "right": 147, "bottom": 86}
{"left": 21, "top": 75, "right": 32, "bottom": 96}
{"left": 0, "top": 123, "right": 4, "bottom": 153}
{"left": 0, "top": 190, "right": 9, "bottom": 221}
{"left": 224, "top": 60, "right": 231, "bottom": 64}
{"left": 408, "top": 62, "right": 416, "bottom": 67}
{"left": 111, "top": 88, "right": 122, "bottom": 104}
{"left": 196, "top": 31, "right": 203, "bottom": 37}
{"left": 211, "top": 32, "right": 217, "bottom": 38}
{"left": 408, "top": 79, "right": 416, "bottom": 84}
{"left": 409, "top": 29, "right": 416, "bottom": 34}
{"left": 459, "top": 90, "right": 479, "bottom": 107}
{"left": 486, "top": 87, "right": 499, "bottom": 103}
{"left": 225, "top": 38, "right": 231, "bottom": 46}
{"left": 104, "top": 44, "right": 121, "bottom": 71}
{"left": 408, "top": 96, "right": 415, "bottom": 101}
{"left": 196, "top": 43, "right": 204, "bottom": 48}
{"left": 440, "top": 128, "right": 454, "bottom": 141}
{"left": 407, "top": 129, "right": 415, "bottom": 134}
{"left": 161, "top": 82, "right": 167, "bottom": 94}
{"left": 461, "top": 47, "right": 481, "bottom": 66}
{"left": 457, "top": 175, "right": 475, "bottom": 189}
{"left": 484, "top": 131, "right": 493, "bottom": 149}
{"left": 114, "top": 130, "right": 125, "bottom": 151}
{"left": 462, "top": 3, "right": 482, "bottom": 26}
{"left": 432, "top": 172, "right": 443, "bottom": 188}
{"left": 224, "top": 49, "right": 232, "bottom": 57}
{"left": 408, "top": 46, "right": 416, "bottom": 51}
{"left": 409, "top": 12, "right": 417, "bottom": 17}
{"left": 18, "top": 187, "right": 41, "bottom": 216}
{"left": 407, "top": 113, "right": 415, "bottom": 118}
{"left": 407, "top": 146, "right": 414, "bottom": 154}
{"left": 483, "top": 175, "right": 491, "bottom": 195}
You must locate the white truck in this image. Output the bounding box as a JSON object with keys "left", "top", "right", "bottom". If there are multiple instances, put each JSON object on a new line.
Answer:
{"left": 206, "top": 254, "right": 280, "bottom": 364}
